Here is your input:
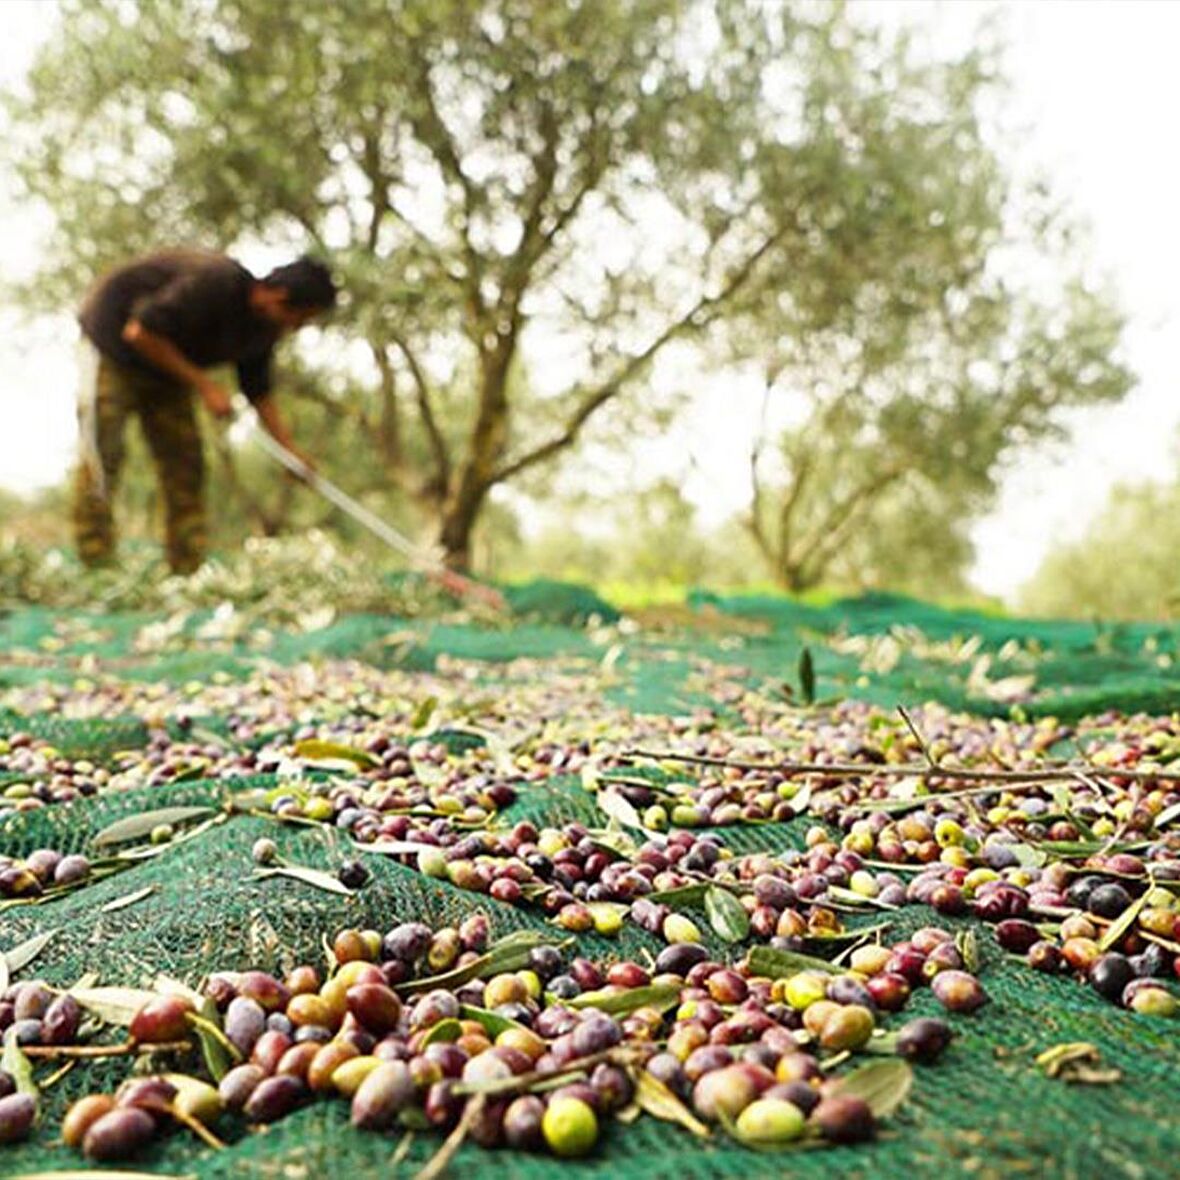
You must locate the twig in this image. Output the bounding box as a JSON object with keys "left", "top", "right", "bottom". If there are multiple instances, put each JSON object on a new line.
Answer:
{"left": 413, "top": 1095, "right": 485, "bottom": 1180}
{"left": 620, "top": 748, "right": 1180, "bottom": 785}
{"left": 21, "top": 1039, "right": 193, "bottom": 1059}
{"left": 897, "top": 706, "right": 937, "bottom": 767}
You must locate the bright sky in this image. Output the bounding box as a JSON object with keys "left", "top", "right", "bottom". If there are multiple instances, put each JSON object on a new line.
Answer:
{"left": 1, "top": 0, "right": 1178, "bottom": 602}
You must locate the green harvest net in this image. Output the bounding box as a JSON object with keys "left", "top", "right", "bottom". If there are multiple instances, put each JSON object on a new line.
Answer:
{"left": 2, "top": 585, "right": 1180, "bottom": 1179}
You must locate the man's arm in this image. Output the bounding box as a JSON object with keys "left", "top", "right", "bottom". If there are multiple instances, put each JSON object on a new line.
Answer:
{"left": 252, "top": 393, "right": 315, "bottom": 478}
{"left": 121, "top": 321, "right": 233, "bottom": 417}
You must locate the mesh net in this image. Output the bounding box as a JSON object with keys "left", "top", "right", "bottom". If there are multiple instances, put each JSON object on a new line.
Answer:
{"left": 2, "top": 588, "right": 1179, "bottom": 1178}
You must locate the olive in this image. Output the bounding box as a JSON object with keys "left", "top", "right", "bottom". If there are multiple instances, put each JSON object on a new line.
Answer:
{"left": 734, "top": 1096, "right": 806, "bottom": 1145}
{"left": 1027, "top": 941, "right": 1064, "bottom": 974}
{"left": 62, "top": 1093, "right": 117, "bottom": 1148}
{"left": 542, "top": 1095, "right": 598, "bottom": 1157}
{"left": 129, "top": 995, "right": 193, "bottom": 1044}
{"left": 818, "top": 1004, "right": 875, "bottom": 1051}
{"left": 351, "top": 1061, "right": 415, "bottom": 1130}
{"left": 931, "top": 971, "right": 987, "bottom": 1014}
{"left": 1087, "top": 882, "right": 1132, "bottom": 919}
{"left": 645, "top": 1052, "right": 690, "bottom": 1099}
{"left": 765, "top": 1079, "right": 819, "bottom": 1116}
{"left": 994, "top": 919, "right": 1041, "bottom": 954}
{"left": 1089, "top": 954, "right": 1135, "bottom": 1003}
{"left": 338, "top": 859, "right": 369, "bottom": 888}
{"left": 244, "top": 1074, "right": 307, "bottom": 1123}
{"left": 346, "top": 983, "right": 403, "bottom": 1035}
{"left": 896, "top": 1017, "right": 953, "bottom": 1063}
{"left": 224, "top": 996, "right": 267, "bottom": 1055}
{"left": 812, "top": 1094, "right": 875, "bottom": 1144}
{"left": 83, "top": 1106, "right": 156, "bottom": 1160}
{"left": 503, "top": 1094, "right": 546, "bottom": 1150}
{"left": 41, "top": 994, "right": 81, "bottom": 1044}
{"left": 655, "top": 942, "right": 709, "bottom": 977}
{"left": 0, "top": 1092, "right": 35, "bottom": 1144}
{"left": 218, "top": 1064, "right": 265, "bottom": 1112}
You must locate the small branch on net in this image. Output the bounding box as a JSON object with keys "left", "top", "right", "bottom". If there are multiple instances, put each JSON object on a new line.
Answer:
{"left": 618, "top": 748, "right": 1180, "bottom": 786}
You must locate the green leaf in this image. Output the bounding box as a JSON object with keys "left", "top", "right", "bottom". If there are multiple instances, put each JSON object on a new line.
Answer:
{"left": 458, "top": 1005, "right": 529, "bottom": 1038}
{"left": 421, "top": 1018, "right": 462, "bottom": 1046}
{"left": 185, "top": 1012, "right": 240, "bottom": 1081}
{"left": 956, "top": 929, "right": 981, "bottom": 975}
{"left": 799, "top": 647, "right": 816, "bottom": 705}
{"left": 633, "top": 1069, "right": 710, "bottom": 1138}
{"left": 398, "top": 931, "right": 566, "bottom": 996}
{"left": 252, "top": 866, "right": 354, "bottom": 896}
{"left": 705, "top": 887, "right": 751, "bottom": 943}
{"left": 1098, "top": 885, "right": 1151, "bottom": 953}
{"left": 292, "top": 739, "right": 377, "bottom": 768}
{"left": 747, "top": 945, "right": 840, "bottom": 978}
{"left": 93, "top": 806, "right": 216, "bottom": 847}
{"left": 2, "top": 1030, "right": 39, "bottom": 1107}
{"left": 410, "top": 696, "right": 439, "bottom": 732}
{"left": 647, "top": 883, "right": 708, "bottom": 906}
{"left": 829, "top": 1060, "right": 914, "bottom": 1119}
{"left": 567, "top": 983, "right": 681, "bottom": 1016}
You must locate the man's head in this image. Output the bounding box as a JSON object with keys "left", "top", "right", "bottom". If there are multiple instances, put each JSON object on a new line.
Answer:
{"left": 251, "top": 257, "right": 338, "bottom": 330}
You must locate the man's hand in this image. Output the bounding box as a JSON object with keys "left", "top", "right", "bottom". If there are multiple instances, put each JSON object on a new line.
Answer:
{"left": 196, "top": 376, "right": 234, "bottom": 419}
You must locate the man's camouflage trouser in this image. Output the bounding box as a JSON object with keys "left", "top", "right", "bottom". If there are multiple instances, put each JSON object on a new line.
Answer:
{"left": 73, "top": 346, "right": 206, "bottom": 575}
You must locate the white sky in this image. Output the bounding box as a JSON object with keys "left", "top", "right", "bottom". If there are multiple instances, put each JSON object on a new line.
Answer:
{"left": 1, "top": 0, "right": 1178, "bottom": 602}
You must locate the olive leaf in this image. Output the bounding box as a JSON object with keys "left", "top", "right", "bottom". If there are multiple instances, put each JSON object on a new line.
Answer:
{"left": 1155, "top": 800, "right": 1180, "bottom": 829}
{"left": 291, "top": 739, "right": 377, "bottom": 768}
{"left": 633, "top": 1069, "right": 710, "bottom": 1138}
{"left": 598, "top": 788, "right": 646, "bottom": 834}
{"left": 2, "top": 1030, "right": 39, "bottom": 1108}
{"left": 458, "top": 1005, "right": 528, "bottom": 1038}
{"left": 647, "top": 883, "right": 708, "bottom": 906}
{"left": 398, "top": 931, "right": 566, "bottom": 996}
{"left": 746, "top": 945, "right": 840, "bottom": 978}
{"left": 100, "top": 886, "right": 157, "bottom": 913}
{"left": 69, "top": 986, "right": 160, "bottom": 1025}
{"left": 955, "top": 929, "right": 981, "bottom": 974}
{"left": 93, "top": 806, "right": 216, "bottom": 847}
{"left": 828, "top": 1059, "right": 914, "bottom": 1119}
{"left": 1098, "top": 885, "right": 1151, "bottom": 953}
{"left": 2, "top": 928, "right": 57, "bottom": 985}
{"left": 705, "top": 887, "right": 751, "bottom": 943}
{"left": 185, "top": 1012, "right": 240, "bottom": 1081}
{"left": 568, "top": 983, "right": 681, "bottom": 1016}
{"left": 410, "top": 695, "right": 439, "bottom": 732}
{"left": 798, "top": 647, "right": 816, "bottom": 705}
{"left": 421, "top": 1018, "right": 462, "bottom": 1046}
{"left": 251, "top": 866, "right": 354, "bottom": 896}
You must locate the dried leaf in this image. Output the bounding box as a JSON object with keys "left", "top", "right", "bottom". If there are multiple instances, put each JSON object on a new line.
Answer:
{"left": 251, "top": 865, "right": 353, "bottom": 896}
{"left": 956, "top": 929, "right": 981, "bottom": 974}
{"left": 829, "top": 1059, "right": 913, "bottom": 1119}
{"left": 633, "top": 1070, "right": 710, "bottom": 1138}
{"left": 1155, "top": 800, "right": 1180, "bottom": 829}
{"left": 705, "top": 887, "right": 751, "bottom": 943}
{"left": 93, "top": 806, "right": 216, "bottom": 847}
{"left": 746, "top": 945, "right": 840, "bottom": 978}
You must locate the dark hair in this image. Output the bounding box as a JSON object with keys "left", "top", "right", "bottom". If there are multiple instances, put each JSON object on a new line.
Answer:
{"left": 261, "top": 256, "right": 339, "bottom": 309}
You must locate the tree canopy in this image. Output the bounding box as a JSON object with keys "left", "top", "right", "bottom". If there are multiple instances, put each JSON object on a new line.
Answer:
{"left": 5, "top": 0, "right": 1132, "bottom": 581}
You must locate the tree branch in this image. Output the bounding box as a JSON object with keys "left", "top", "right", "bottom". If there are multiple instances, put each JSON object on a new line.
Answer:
{"left": 389, "top": 330, "right": 451, "bottom": 496}
{"left": 489, "top": 225, "right": 790, "bottom": 485}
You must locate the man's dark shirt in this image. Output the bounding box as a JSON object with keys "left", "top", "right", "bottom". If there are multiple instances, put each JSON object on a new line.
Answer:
{"left": 78, "top": 249, "right": 278, "bottom": 401}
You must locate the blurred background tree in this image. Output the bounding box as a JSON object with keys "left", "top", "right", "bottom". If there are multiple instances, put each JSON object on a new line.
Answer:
{"left": 1020, "top": 474, "right": 1180, "bottom": 620}
{"left": 3, "top": 0, "right": 1132, "bottom": 590}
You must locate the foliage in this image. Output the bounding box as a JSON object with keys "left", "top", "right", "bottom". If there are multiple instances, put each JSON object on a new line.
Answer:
{"left": 1020, "top": 479, "right": 1180, "bottom": 620}
{"left": 4, "top": 0, "right": 1130, "bottom": 583}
